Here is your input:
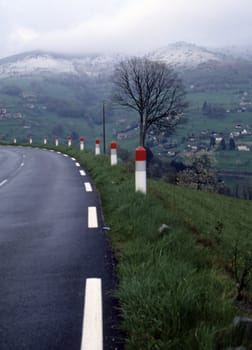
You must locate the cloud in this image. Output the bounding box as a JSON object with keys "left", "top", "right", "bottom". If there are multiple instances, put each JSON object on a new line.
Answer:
{"left": 1, "top": 0, "right": 252, "bottom": 57}
{"left": 5, "top": 0, "right": 162, "bottom": 54}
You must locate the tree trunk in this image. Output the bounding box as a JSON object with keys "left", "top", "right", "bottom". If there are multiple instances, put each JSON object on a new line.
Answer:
{"left": 139, "top": 113, "right": 144, "bottom": 146}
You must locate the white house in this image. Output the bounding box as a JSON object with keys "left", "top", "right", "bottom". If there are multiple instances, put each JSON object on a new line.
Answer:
{"left": 237, "top": 145, "right": 250, "bottom": 151}
{"left": 215, "top": 137, "right": 223, "bottom": 143}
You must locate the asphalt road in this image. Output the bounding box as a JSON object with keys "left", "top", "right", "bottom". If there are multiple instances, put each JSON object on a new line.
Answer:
{"left": 0, "top": 146, "right": 123, "bottom": 350}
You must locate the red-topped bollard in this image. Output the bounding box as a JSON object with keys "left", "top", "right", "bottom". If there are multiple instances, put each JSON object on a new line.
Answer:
{"left": 95, "top": 138, "right": 100, "bottom": 155}
{"left": 110, "top": 141, "right": 117, "bottom": 166}
{"left": 67, "top": 135, "right": 72, "bottom": 147}
{"left": 29, "top": 135, "right": 32, "bottom": 145}
{"left": 44, "top": 136, "right": 47, "bottom": 145}
{"left": 55, "top": 136, "right": 59, "bottom": 146}
{"left": 135, "top": 146, "right": 146, "bottom": 194}
{"left": 80, "top": 136, "right": 84, "bottom": 151}
{"left": 13, "top": 136, "right": 17, "bottom": 144}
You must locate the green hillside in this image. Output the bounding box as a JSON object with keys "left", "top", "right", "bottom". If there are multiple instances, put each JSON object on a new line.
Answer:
{"left": 0, "top": 75, "right": 139, "bottom": 150}
{"left": 1, "top": 69, "right": 252, "bottom": 152}
{"left": 0, "top": 76, "right": 109, "bottom": 146}
{"left": 1, "top": 61, "right": 252, "bottom": 198}
{"left": 38, "top": 144, "right": 252, "bottom": 349}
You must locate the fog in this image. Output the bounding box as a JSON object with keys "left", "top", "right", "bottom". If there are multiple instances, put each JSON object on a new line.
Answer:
{"left": 0, "top": 0, "right": 252, "bottom": 57}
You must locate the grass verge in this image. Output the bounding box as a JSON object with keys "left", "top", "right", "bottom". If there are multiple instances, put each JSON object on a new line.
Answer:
{"left": 12, "top": 144, "right": 252, "bottom": 349}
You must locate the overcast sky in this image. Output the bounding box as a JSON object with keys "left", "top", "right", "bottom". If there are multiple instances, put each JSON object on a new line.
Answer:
{"left": 0, "top": 0, "right": 252, "bottom": 58}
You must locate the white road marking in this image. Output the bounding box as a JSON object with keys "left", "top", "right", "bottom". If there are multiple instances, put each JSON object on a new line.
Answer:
{"left": 88, "top": 207, "right": 98, "bottom": 228}
{"left": 71, "top": 157, "right": 76, "bottom": 161}
{"left": 80, "top": 278, "right": 103, "bottom": 350}
{"left": 75, "top": 162, "right": 80, "bottom": 167}
{"left": 50, "top": 150, "right": 55, "bottom": 152}
{"left": 84, "top": 182, "right": 92, "bottom": 192}
{"left": 0, "top": 179, "right": 8, "bottom": 187}
{"left": 80, "top": 170, "right": 86, "bottom": 176}
{"left": 21, "top": 162, "right": 25, "bottom": 167}
{"left": 57, "top": 151, "right": 61, "bottom": 154}
{"left": 63, "top": 154, "right": 68, "bottom": 157}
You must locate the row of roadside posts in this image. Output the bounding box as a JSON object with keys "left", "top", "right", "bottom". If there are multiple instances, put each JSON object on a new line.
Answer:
{"left": 12, "top": 135, "right": 147, "bottom": 194}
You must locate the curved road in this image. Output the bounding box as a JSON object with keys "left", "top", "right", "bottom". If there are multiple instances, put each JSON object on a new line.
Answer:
{"left": 0, "top": 146, "right": 122, "bottom": 350}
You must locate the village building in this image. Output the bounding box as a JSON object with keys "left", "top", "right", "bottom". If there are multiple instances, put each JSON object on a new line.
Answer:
{"left": 237, "top": 145, "right": 250, "bottom": 151}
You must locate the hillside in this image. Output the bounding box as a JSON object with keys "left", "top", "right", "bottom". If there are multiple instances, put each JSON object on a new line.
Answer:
{"left": 42, "top": 144, "right": 252, "bottom": 349}
{"left": 0, "top": 50, "right": 118, "bottom": 78}
{"left": 147, "top": 42, "right": 226, "bottom": 69}
{"left": 0, "top": 42, "right": 249, "bottom": 77}
{"left": 0, "top": 42, "right": 252, "bottom": 198}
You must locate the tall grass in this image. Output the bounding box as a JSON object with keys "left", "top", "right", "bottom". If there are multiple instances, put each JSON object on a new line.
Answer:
{"left": 22, "top": 144, "right": 252, "bottom": 349}
{"left": 67, "top": 148, "right": 252, "bottom": 349}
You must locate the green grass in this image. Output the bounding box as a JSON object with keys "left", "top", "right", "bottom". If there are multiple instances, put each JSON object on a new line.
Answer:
{"left": 216, "top": 150, "right": 252, "bottom": 173}
{"left": 21, "top": 143, "right": 252, "bottom": 349}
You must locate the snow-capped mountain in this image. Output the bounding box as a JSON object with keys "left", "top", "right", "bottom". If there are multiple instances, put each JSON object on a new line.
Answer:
{"left": 0, "top": 42, "right": 250, "bottom": 79}
{"left": 146, "top": 42, "right": 231, "bottom": 69}
{"left": 0, "top": 51, "right": 119, "bottom": 78}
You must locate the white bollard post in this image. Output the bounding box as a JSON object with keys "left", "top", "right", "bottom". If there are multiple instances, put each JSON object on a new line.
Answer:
{"left": 95, "top": 138, "right": 100, "bottom": 155}
{"left": 13, "top": 136, "right": 17, "bottom": 144}
{"left": 135, "top": 146, "right": 147, "bottom": 194}
{"left": 29, "top": 135, "right": 32, "bottom": 145}
{"left": 67, "top": 136, "right": 72, "bottom": 147}
{"left": 110, "top": 141, "right": 118, "bottom": 166}
{"left": 80, "top": 136, "right": 84, "bottom": 151}
{"left": 55, "top": 136, "right": 59, "bottom": 147}
{"left": 44, "top": 136, "right": 47, "bottom": 145}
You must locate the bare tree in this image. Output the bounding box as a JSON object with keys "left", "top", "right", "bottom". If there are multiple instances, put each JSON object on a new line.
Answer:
{"left": 113, "top": 57, "right": 187, "bottom": 146}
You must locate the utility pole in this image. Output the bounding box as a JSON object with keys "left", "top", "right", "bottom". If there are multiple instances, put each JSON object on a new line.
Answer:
{"left": 102, "top": 101, "right": 106, "bottom": 154}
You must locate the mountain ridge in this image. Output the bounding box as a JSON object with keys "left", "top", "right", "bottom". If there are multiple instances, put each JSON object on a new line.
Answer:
{"left": 0, "top": 42, "right": 251, "bottom": 78}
